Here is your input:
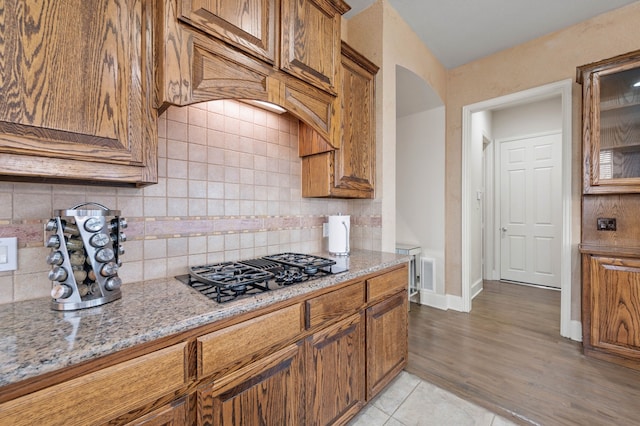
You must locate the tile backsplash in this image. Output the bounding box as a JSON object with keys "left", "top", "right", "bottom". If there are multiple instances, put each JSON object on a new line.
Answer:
{"left": 0, "top": 100, "right": 381, "bottom": 304}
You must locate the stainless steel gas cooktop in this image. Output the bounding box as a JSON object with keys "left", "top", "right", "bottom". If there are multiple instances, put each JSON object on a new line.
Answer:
{"left": 176, "top": 253, "right": 348, "bottom": 303}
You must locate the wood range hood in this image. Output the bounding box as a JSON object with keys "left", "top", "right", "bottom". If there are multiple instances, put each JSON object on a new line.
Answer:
{"left": 155, "top": 0, "right": 350, "bottom": 152}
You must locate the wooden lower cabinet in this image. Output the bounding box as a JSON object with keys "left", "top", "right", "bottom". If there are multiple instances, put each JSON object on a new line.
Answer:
{"left": 197, "top": 342, "right": 305, "bottom": 426}
{"left": 0, "top": 265, "right": 409, "bottom": 426}
{"left": 583, "top": 254, "right": 640, "bottom": 368}
{"left": 306, "top": 313, "right": 365, "bottom": 426}
{"left": 366, "top": 290, "right": 408, "bottom": 399}
{"left": 0, "top": 343, "right": 189, "bottom": 426}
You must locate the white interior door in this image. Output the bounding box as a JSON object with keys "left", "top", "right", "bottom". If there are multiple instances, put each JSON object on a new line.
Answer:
{"left": 500, "top": 133, "right": 561, "bottom": 288}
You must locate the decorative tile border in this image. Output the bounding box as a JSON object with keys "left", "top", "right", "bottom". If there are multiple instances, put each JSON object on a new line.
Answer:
{"left": 3, "top": 215, "right": 381, "bottom": 248}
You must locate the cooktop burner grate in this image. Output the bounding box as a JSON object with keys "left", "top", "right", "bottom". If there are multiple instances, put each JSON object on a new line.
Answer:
{"left": 237, "top": 258, "right": 283, "bottom": 271}
{"left": 189, "top": 262, "right": 275, "bottom": 287}
{"left": 177, "top": 253, "right": 345, "bottom": 303}
{"left": 262, "top": 252, "right": 336, "bottom": 270}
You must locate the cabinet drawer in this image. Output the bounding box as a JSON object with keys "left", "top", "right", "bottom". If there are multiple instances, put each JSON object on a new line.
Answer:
{"left": 306, "top": 282, "right": 365, "bottom": 329}
{"left": 0, "top": 342, "right": 189, "bottom": 426}
{"left": 367, "top": 265, "right": 408, "bottom": 303}
{"left": 197, "top": 303, "right": 303, "bottom": 378}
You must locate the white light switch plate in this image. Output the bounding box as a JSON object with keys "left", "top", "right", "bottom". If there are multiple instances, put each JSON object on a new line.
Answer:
{"left": 0, "top": 237, "right": 18, "bottom": 271}
{"left": 322, "top": 223, "right": 329, "bottom": 237}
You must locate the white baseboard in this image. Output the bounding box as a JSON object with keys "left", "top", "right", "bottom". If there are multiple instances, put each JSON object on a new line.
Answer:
{"left": 471, "top": 279, "right": 483, "bottom": 300}
{"left": 419, "top": 290, "right": 465, "bottom": 312}
{"left": 419, "top": 290, "right": 448, "bottom": 310}
{"left": 570, "top": 320, "right": 582, "bottom": 342}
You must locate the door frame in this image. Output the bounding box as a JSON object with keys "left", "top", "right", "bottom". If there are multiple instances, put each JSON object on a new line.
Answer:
{"left": 461, "top": 78, "right": 577, "bottom": 340}
{"left": 494, "top": 130, "right": 563, "bottom": 287}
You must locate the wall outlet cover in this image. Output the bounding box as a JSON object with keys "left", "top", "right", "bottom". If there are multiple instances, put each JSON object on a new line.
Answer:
{"left": 596, "top": 217, "right": 616, "bottom": 231}
{"left": 0, "top": 237, "right": 18, "bottom": 271}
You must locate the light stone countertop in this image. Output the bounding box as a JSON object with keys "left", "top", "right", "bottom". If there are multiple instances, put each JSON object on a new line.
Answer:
{"left": 0, "top": 249, "right": 410, "bottom": 388}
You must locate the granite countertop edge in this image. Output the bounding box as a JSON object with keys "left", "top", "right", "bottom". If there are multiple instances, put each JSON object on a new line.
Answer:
{"left": 0, "top": 250, "right": 410, "bottom": 388}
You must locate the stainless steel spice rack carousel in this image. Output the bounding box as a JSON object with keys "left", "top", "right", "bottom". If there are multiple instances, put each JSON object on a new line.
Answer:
{"left": 46, "top": 203, "right": 126, "bottom": 311}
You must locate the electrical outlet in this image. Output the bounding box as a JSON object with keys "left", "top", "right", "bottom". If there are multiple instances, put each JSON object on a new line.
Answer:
{"left": 0, "top": 237, "right": 18, "bottom": 271}
{"left": 323, "top": 223, "right": 329, "bottom": 237}
{"left": 596, "top": 217, "right": 617, "bottom": 231}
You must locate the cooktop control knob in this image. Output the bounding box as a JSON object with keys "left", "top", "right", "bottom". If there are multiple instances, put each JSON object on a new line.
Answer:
{"left": 51, "top": 284, "right": 73, "bottom": 299}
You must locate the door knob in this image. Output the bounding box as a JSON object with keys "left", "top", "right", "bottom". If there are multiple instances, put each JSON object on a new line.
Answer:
{"left": 501, "top": 227, "right": 507, "bottom": 232}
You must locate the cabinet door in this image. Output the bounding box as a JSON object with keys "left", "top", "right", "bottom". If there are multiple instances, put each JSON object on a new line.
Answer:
{"left": 0, "top": 0, "right": 157, "bottom": 185}
{"left": 366, "top": 290, "right": 408, "bottom": 399}
{"left": 198, "top": 342, "right": 304, "bottom": 426}
{"left": 588, "top": 256, "right": 640, "bottom": 360}
{"left": 332, "top": 43, "right": 377, "bottom": 197}
{"left": 580, "top": 51, "right": 640, "bottom": 193}
{"left": 124, "top": 397, "right": 190, "bottom": 426}
{"left": 300, "top": 42, "right": 378, "bottom": 199}
{"left": 281, "top": 0, "right": 346, "bottom": 94}
{"left": 306, "top": 312, "right": 365, "bottom": 426}
{"left": 158, "top": 0, "right": 279, "bottom": 108}
{"left": 178, "top": 0, "right": 277, "bottom": 64}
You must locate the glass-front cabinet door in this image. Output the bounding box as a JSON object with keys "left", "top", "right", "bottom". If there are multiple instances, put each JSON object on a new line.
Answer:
{"left": 580, "top": 51, "right": 640, "bottom": 193}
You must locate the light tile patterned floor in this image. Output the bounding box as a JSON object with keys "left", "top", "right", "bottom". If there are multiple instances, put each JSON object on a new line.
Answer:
{"left": 348, "top": 372, "right": 518, "bottom": 426}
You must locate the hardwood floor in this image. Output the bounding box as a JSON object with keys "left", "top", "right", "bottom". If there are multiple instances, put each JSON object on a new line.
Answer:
{"left": 406, "top": 280, "right": 640, "bottom": 426}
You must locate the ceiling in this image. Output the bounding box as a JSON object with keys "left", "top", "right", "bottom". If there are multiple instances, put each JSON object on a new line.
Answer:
{"left": 344, "top": 0, "right": 639, "bottom": 69}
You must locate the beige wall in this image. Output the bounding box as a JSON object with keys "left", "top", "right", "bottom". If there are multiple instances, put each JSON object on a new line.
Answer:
{"left": 445, "top": 2, "right": 640, "bottom": 303}
{"left": 346, "top": 0, "right": 640, "bottom": 318}
{"left": 346, "top": 0, "right": 447, "bottom": 253}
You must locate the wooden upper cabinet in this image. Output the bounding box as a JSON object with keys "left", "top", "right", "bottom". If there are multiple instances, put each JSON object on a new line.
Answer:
{"left": 157, "top": 0, "right": 345, "bottom": 145}
{"left": 579, "top": 50, "right": 640, "bottom": 194}
{"left": 0, "top": 0, "right": 157, "bottom": 186}
{"left": 281, "top": 0, "right": 349, "bottom": 95}
{"left": 177, "top": 0, "right": 277, "bottom": 64}
{"left": 301, "top": 42, "right": 379, "bottom": 198}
